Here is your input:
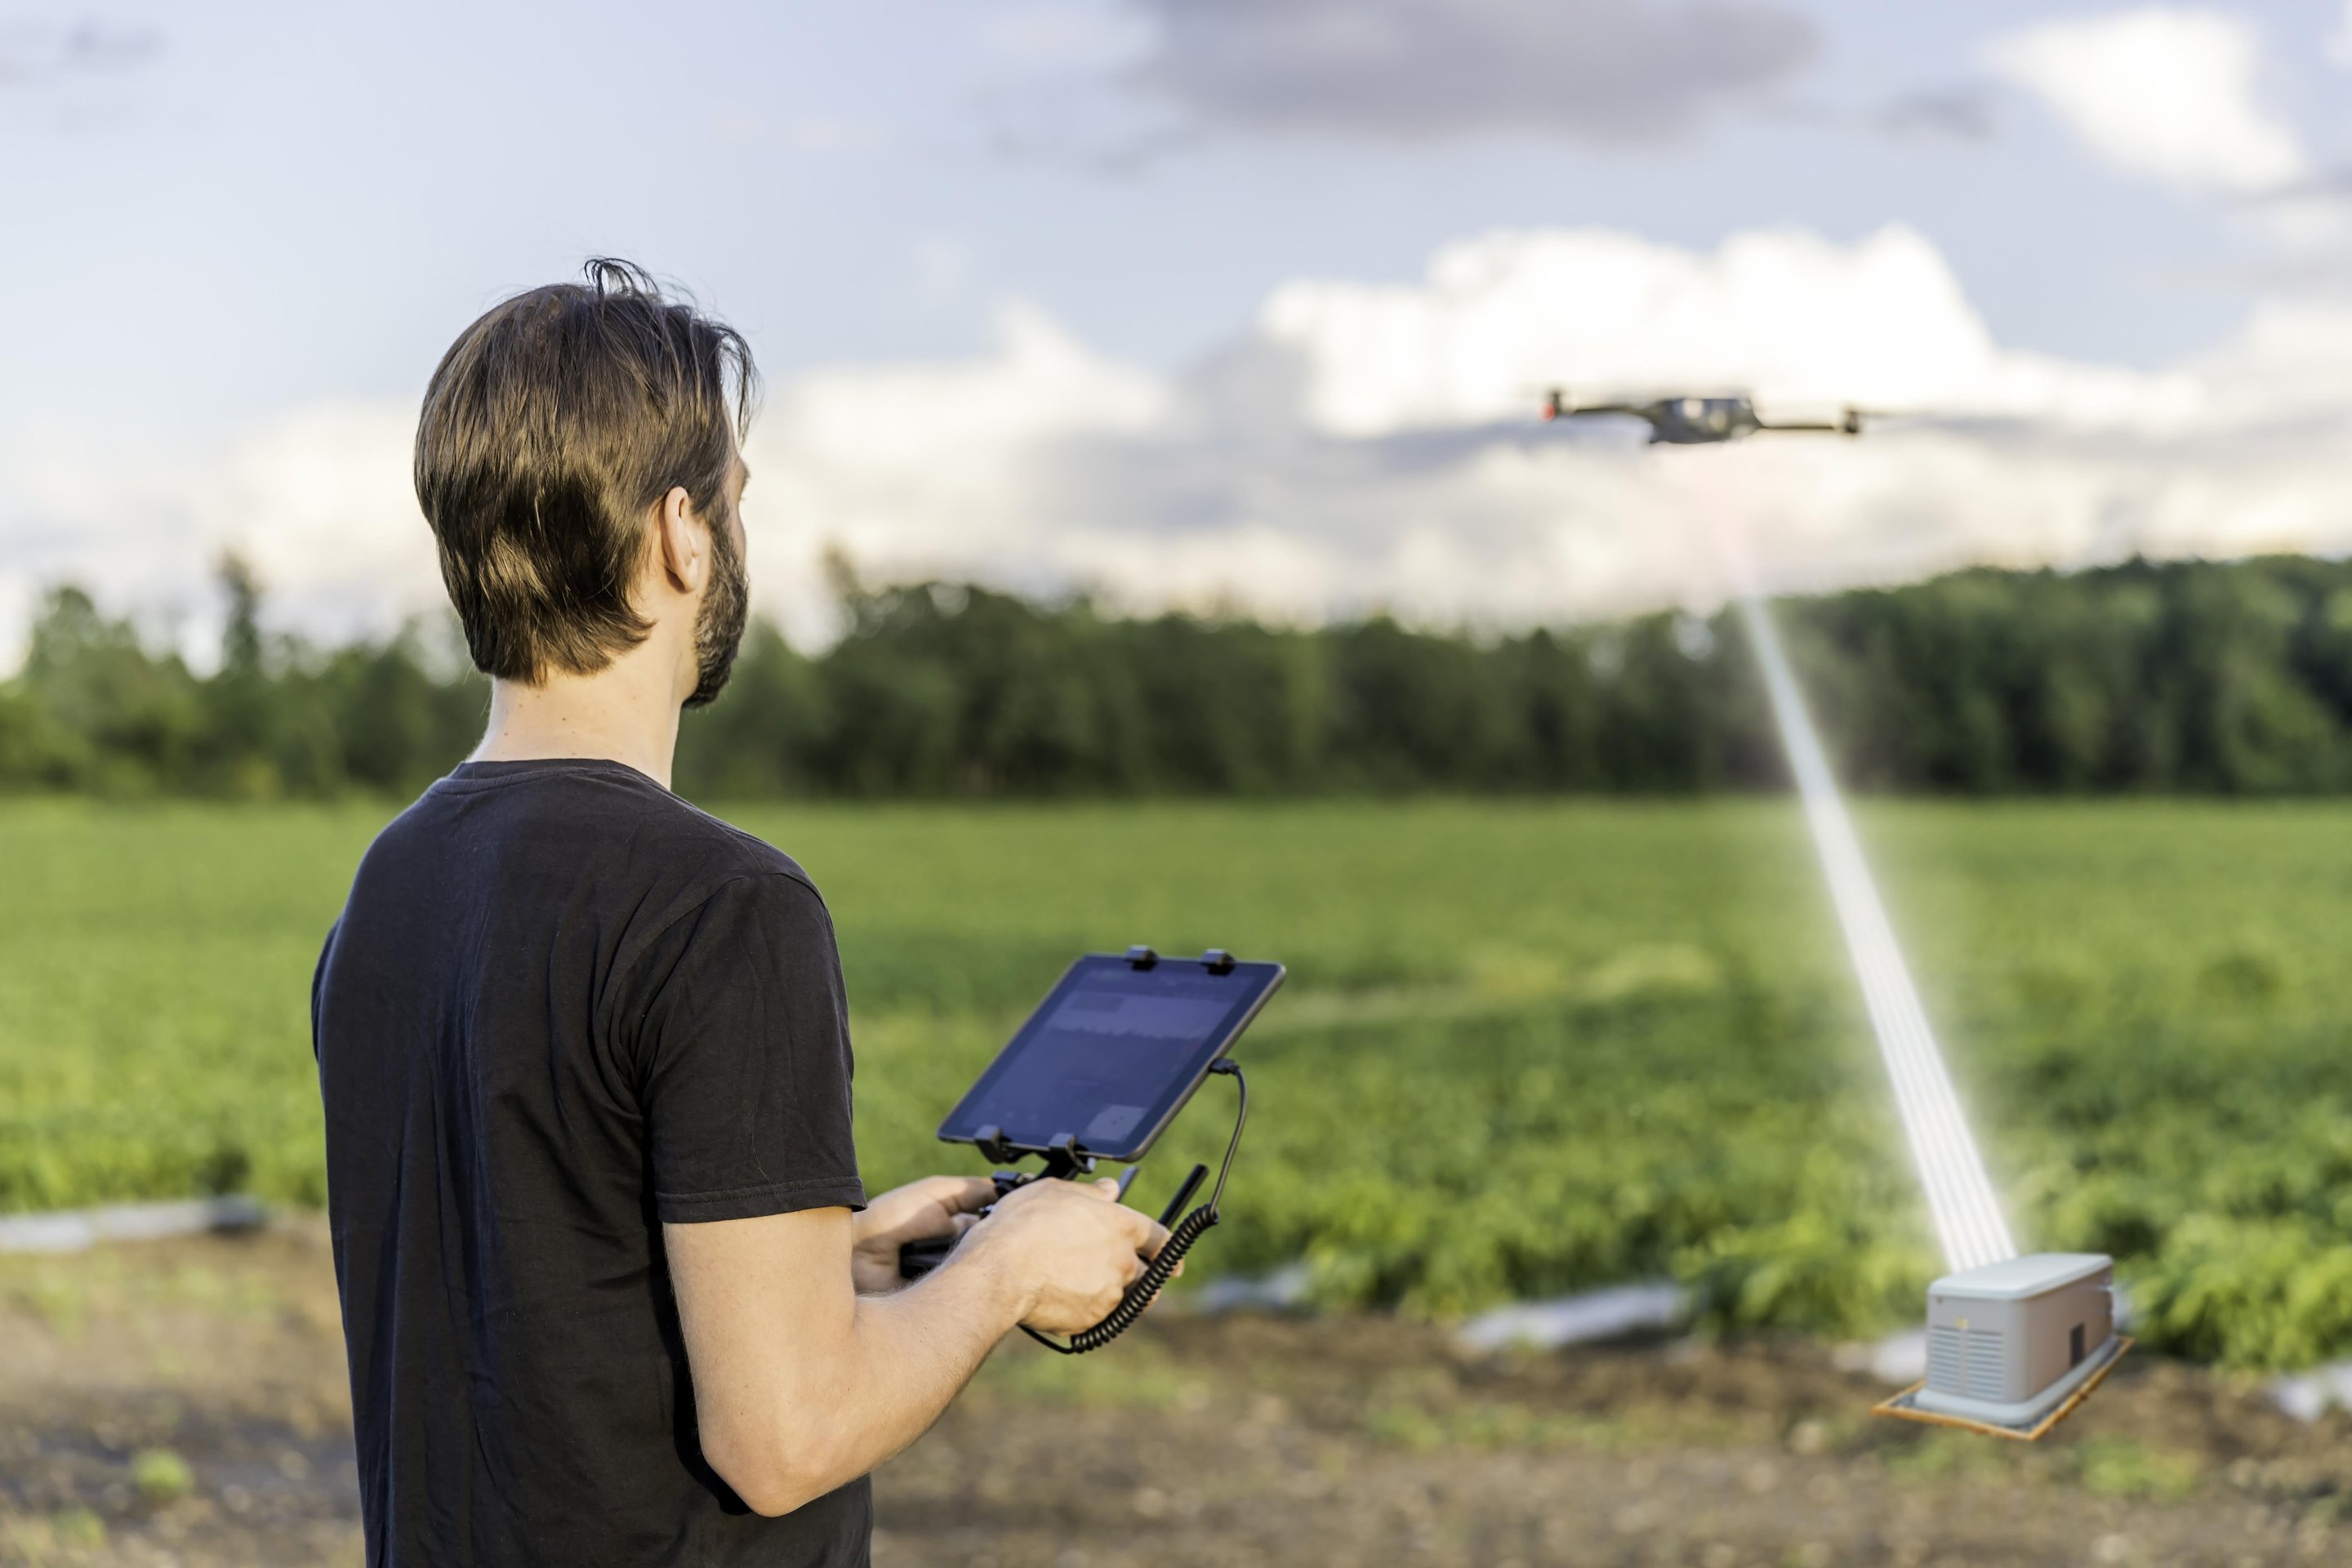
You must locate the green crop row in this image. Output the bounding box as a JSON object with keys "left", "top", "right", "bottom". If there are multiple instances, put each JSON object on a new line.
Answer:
{"left": 4, "top": 797, "right": 2351, "bottom": 1369}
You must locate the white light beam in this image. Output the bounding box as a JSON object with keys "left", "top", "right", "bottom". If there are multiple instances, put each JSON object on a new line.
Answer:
{"left": 1738, "top": 595, "right": 2018, "bottom": 1272}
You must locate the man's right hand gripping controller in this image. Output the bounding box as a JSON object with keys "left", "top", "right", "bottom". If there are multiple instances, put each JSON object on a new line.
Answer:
{"left": 900, "top": 1177, "right": 1170, "bottom": 1335}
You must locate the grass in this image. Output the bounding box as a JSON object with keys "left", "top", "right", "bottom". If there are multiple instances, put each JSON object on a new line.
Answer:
{"left": 5, "top": 796, "right": 2352, "bottom": 1367}
{"left": 0, "top": 1249, "right": 285, "bottom": 1340}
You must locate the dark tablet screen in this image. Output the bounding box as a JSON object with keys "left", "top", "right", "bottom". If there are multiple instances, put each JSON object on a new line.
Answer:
{"left": 936, "top": 954, "right": 1285, "bottom": 1162}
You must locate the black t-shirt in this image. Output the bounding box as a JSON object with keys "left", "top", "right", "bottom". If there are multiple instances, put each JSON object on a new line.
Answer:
{"left": 311, "top": 758, "right": 869, "bottom": 1566}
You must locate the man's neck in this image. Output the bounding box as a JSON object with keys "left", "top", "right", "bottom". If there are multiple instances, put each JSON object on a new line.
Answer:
{"left": 473, "top": 647, "right": 687, "bottom": 790}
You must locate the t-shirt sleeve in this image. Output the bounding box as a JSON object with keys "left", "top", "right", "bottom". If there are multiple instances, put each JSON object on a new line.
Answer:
{"left": 630, "top": 872, "right": 864, "bottom": 1224}
{"left": 310, "top": 919, "right": 338, "bottom": 1063}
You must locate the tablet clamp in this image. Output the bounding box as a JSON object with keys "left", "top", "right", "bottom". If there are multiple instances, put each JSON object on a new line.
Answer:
{"left": 969, "top": 1125, "right": 1093, "bottom": 1179}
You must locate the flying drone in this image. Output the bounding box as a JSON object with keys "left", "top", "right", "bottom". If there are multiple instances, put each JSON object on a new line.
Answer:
{"left": 1539, "top": 390, "right": 1864, "bottom": 444}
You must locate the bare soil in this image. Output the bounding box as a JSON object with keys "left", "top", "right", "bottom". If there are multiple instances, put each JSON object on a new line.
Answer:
{"left": 2, "top": 1224, "right": 2347, "bottom": 1566}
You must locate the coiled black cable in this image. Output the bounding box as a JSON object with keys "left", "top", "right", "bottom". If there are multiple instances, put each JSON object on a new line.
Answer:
{"left": 1022, "top": 1058, "right": 1248, "bottom": 1356}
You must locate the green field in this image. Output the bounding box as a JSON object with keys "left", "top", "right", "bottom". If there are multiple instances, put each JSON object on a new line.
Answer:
{"left": 5, "top": 797, "right": 2351, "bottom": 1368}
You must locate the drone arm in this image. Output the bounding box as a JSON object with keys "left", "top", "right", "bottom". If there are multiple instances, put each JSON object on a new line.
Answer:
{"left": 1756, "top": 409, "right": 1864, "bottom": 435}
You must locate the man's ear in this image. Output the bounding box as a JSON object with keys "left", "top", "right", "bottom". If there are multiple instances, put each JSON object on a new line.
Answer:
{"left": 653, "top": 485, "right": 705, "bottom": 595}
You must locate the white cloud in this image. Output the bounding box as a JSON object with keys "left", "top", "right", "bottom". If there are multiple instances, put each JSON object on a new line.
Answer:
{"left": 733, "top": 225, "right": 2352, "bottom": 630}
{"left": 1987, "top": 10, "right": 2306, "bottom": 196}
{"left": 214, "top": 404, "right": 444, "bottom": 626}
{"left": 12, "top": 225, "right": 2352, "bottom": 670}
{"left": 985, "top": 3, "right": 1156, "bottom": 69}
{"left": 0, "top": 404, "right": 442, "bottom": 669}
{"left": 1258, "top": 225, "right": 2198, "bottom": 435}
{"left": 746, "top": 225, "right": 2352, "bottom": 629}
{"left": 743, "top": 302, "right": 1170, "bottom": 640}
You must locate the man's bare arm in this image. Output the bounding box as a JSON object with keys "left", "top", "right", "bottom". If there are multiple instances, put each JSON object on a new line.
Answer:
{"left": 664, "top": 1177, "right": 1166, "bottom": 1516}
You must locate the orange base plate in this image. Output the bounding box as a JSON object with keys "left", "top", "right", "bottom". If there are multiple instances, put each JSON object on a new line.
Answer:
{"left": 1872, "top": 1336, "right": 2133, "bottom": 1442}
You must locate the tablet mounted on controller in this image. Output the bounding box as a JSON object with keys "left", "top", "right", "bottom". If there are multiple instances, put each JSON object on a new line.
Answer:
{"left": 898, "top": 946, "right": 1282, "bottom": 1353}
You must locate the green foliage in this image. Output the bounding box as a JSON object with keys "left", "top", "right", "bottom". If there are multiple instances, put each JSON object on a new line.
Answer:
{"left": 13, "top": 798, "right": 2352, "bottom": 1370}
{"left": 21, "top": 554, "right": 2352, "bottom": 800}
{"left": 0, "top": 564, "right": 485, "bottom": 802}
{"left": 129, "top": 1447, "right": 194, "bottom": 1505}
{"left": 2074, "top": 1437, "right": 2203, "bottom": 1500}
{"left": 1797, "top": 558, "right": 2352, "bottom": 793}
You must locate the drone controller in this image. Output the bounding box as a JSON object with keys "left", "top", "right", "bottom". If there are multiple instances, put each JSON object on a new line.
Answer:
{"left": 896, "top": 947, "right": 1281, "bottom": 1354}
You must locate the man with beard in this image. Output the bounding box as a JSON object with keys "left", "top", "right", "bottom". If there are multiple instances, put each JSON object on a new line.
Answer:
{"left": 311, "top": 261, "right": 1166, "bottom": 1567}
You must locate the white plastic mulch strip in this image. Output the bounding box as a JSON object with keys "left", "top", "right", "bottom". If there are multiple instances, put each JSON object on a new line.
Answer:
{"left": 2270, "top": 1365, "right": 2352, "bottom": 1423}
{"left": 1835, "top": 1329, "right": 1927, "bottom": 1385}
{"left": 0, "top": 1196, "right": 267, "bottom": 1254}
{"left": 1191, "top": 1263, "right": 1314, "bottom": 1315}
{"left": 1454, "top": 1284, "right": 1690, "bottom": 1353}
{"left": 1198, "top": 1271, "right": 1939, "bottom": 1374}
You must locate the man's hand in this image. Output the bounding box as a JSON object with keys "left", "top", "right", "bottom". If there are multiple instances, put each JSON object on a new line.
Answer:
{"left": 958, "top": 1177, "right": 1170, "bottom": 1334}
{"left": 666, "top": 1174, "right": 1172, "bottom": 1515}
{"left": 850, "top": 1175, "right": 996, "bottom": 1294}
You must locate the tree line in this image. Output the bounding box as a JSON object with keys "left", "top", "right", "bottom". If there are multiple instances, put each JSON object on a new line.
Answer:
{"left": 7, "top": 553, "right": 2352, "bottom": 800}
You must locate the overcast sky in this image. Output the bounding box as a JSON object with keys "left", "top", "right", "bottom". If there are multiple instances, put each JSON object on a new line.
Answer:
{"left": 7, "top": 0, "right": 2352, "bottom": 658}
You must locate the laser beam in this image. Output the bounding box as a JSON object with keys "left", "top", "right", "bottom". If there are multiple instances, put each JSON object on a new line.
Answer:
{"left": 1737, "top": 596, "right": 2016, "bottom": 1273}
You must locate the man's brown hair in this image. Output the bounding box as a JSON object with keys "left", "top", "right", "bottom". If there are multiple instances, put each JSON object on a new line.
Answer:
{"left": 414, "top": 259, "right": 759, "bottom": 684}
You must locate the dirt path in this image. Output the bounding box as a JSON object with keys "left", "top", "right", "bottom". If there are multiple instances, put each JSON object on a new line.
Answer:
{"left": 2, "top": 1226, "right": 2345, "bottom": 1566}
